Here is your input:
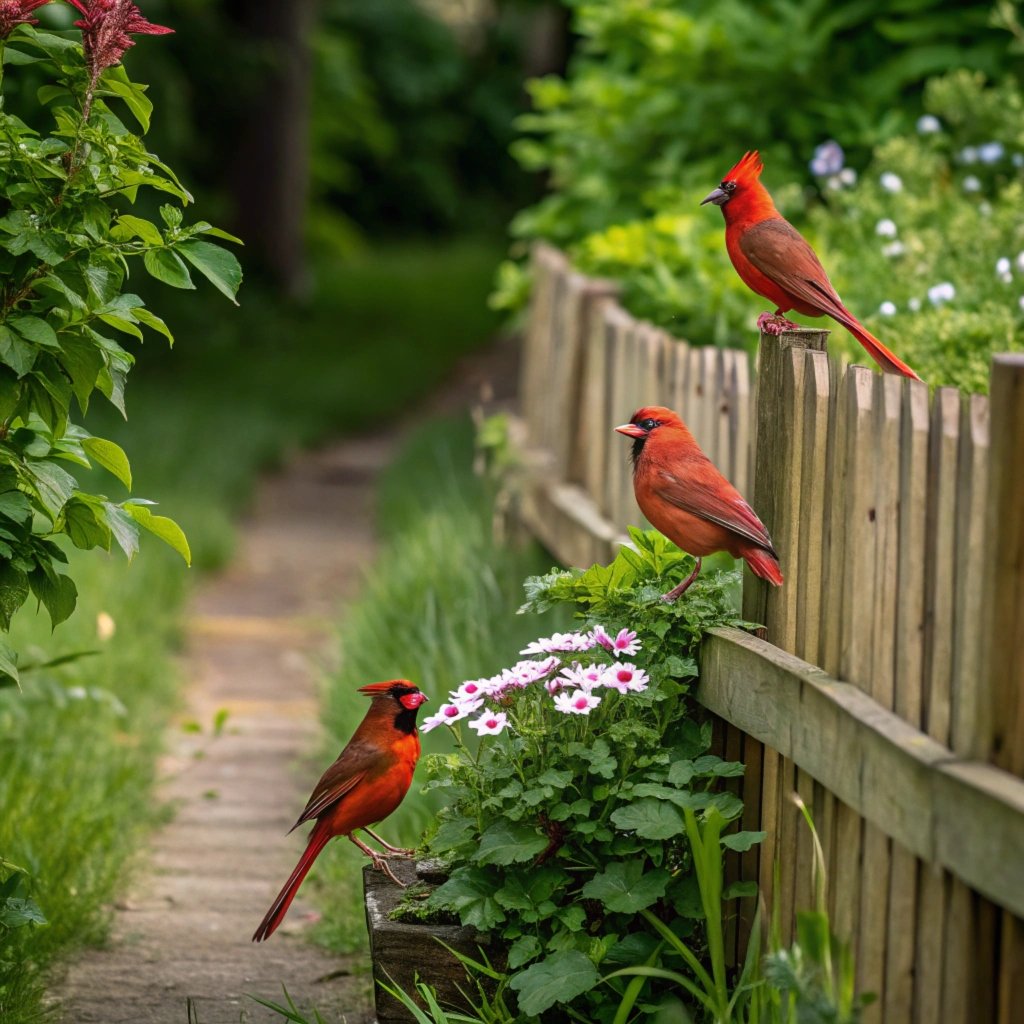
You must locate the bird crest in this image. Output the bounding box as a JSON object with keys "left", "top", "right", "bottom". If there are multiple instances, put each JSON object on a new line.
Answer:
{"left": 357, "top": 680, "right": 412, "bottom": 696}
{"left": 724, "top": 150, "right": 764, "bottom": 184}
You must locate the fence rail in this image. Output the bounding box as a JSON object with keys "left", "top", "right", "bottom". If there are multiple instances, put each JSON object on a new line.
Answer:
{"left": 514, "top": 243, "right": 1024, "bottom": 1024}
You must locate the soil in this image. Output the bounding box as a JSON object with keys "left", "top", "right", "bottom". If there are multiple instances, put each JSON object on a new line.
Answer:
{"left": 53, "top": 337, "right": 519, "bottom": 1024}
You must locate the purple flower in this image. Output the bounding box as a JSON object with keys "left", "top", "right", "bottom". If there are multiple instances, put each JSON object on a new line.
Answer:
{"left": 809, "top": 140, "right": 844, "bottom": 177}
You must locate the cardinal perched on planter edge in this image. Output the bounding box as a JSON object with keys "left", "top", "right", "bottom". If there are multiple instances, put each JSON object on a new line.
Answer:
{"left": 616, "top": 405, "right": 782, "bottom": 600}
{"left": 252, "top": 680, "right": 427, "bottom": 942}
{"left": 702, "top": 149, "right": 922, "bottom": 381}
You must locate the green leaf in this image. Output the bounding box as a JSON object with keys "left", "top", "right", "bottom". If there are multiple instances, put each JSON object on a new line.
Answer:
{"left": 610, "top": 798, "right": 685, "bottom": 840}
{"left": 10, "top": 316, "right": 59, "bottom": 349}
{"left": 63, "top": 497, "right": 111, "bottom": 551}
{"left": 507, "top": 935, "right": 542, "bottom": 969}
{"left": 475, "top": 821, "right": 548, "bottom": 866}
{"left": 58, "top": 334, "right": 105, "bottom": 414}
{"left": 132, "top": 307, "right": 174, "bottom": 345}
{"left": 0, "top": 325, "right": 37, "bottom": 376}
{"left": 177, "top": 239, "right": 242, "bottom": 304}
{"left": 98, "top": 313, "right": 144, "bottom": 341}
{"left": 26, "top": 459, "right": 76, "bottom": 516}
{"left": 723, "top": 880, "right": 758, "bottom": 900}
{"left": 28, "top": 566, "right": 77, "bottom": 629}
{"left": 143, "top": 249, "right": 194, "bottom": 290}
{"left": 82, "top": 437, "right": 132, "bottom": 490}
{"left": 123, "top": 502, "right": 191, "bottom": 565}
{"left": 0, "top": 489, "right": 32, "bottom": 523}
{"left": 581, "top": 860, "right": 670, "bottom": 913}
{"left": 0, "top": 561, "right": 30, "bottom": 630}
{"left": 509, "top": 951, "right": 599, "bottom": 1015}
{"left": 427, "top": 867, "right": 505, "bottom": 931}
{"left": 720, "top": 830, "right": 766, "bottom": 852}
{"left": 0, "top": 639, "right": 19, "bottom": 688}
{"left": 115, "top": 215, "right": 164, "bottom": 246}
{"left": 0, "top": 895, "right": 47, "bottom": 928}
{"left": 100, "top": 68, "right": 153, "bottom": 132}
{"left": 102, "top": 502, "right": 140, "bottom": 559}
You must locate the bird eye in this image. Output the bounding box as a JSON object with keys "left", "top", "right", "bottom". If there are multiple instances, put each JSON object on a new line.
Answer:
{"left": 640, "top": 418, "right": 658, "bottom": 431}
{"left": 722, "top": 181, "right": 736, "bottom": 193}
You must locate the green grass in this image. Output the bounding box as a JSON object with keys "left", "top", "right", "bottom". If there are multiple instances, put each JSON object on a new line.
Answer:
{"left": 0, "top": 238, "right": 504, "bottom": 1024}
{"left": 308, "top": 416, "right": 570, "bottom": 954}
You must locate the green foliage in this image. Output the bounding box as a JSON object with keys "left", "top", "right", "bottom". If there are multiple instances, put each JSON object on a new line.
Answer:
{"left": 809, "top": 70, "right": 1024, "bottom": 390}
{"left": 0, "top": 20, "right": 241, "bottom": 680}
{"left": 419, "top": 529, "right": 756, "bottom": 1019}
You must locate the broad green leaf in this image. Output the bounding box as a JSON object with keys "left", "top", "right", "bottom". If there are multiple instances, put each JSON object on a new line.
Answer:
{"left": 28, "top": 566, "right": 77, "bottom": 629}
{"left": 507, "top": 935, "right": 541, "bottom": 969}
{"left": 192, "top": 222, "right": 244, "bottom": 244}
{"left": 0, "top": 639, "right": 18, "bottom": 688}
{"left": 0, "top": 561, "right": 29, "bottom": 630}
{"left": 123, "top": 502, "right": 191, "bottom": 565}
{"left": 132, "top": 307, "right": 174, "bottom": 345}
{"left": 723, "top": 880, "right": 758, "bottom": 900}
{"left": 581, "top": 859, "right": 670, "bottom": 913}
{"left": 0, "top": 325, "right": 37, "bottom": 376}
{"left": 0, "top": 895, "right": 47, "bottom": 928}
{"left": 427, "top": 867, "right": 505, "bottom": 931}
{"left": 610, "top": 798, "right": 685, "bottom": 840}
{"left": 720, "top": 830, "right": 766, "bottom": 852}
{"left": 115, "top": 215, "right": 164, "bottom": 246}
{"left": 98, "top": 313, "right": 143, "bottom": 341}
{"left": 143, "top": 248, "right": 194, "bottom": 290}
{"left": 58, "top": 334, "right": 105, "bottom": 414}
{"left": 100, "top": 70, "right": 152, "bottom": 132}
{"left": 475, "top": 820, "right": 548, "bottom": 866}
{"left": 82, "top": 437, "right": 132, "bottom": 490}
{"left": 63, "top": 497, "right": 111, "bottom": 551}
{"left": 10, "top": 316, "right": 59, "bottom": 349}
{"left": 177, "top": 239, "right": 242, "bottom": 303}
{"left": 26, "top": 459, "right": 76, "bottom": 515}
{"left": 102, "top": 502, "right": 140, "bottom": 559}
{"left": 508, "top": 951, "right": 599, "bottom": 1015}
{"left": 0, "top": 489, "right": 31, "bottom": 523}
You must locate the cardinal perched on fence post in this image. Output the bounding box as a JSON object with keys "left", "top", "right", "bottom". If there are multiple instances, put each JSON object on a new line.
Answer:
{"left": 702, "top": 150, "right": 922, "bottom": 381}
{"left": 616, "top": 406, "right": 783, "bottom": 600}
{"left": 252, "top": 680, "right": 427, "bottom": 942}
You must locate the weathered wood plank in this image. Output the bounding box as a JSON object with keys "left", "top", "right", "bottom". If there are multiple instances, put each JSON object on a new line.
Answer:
{"left": 579, "top": 296, "right": 614, "bottom": 505}
{"left": 697, "top": 627, "right": 1024, "bottom": 919}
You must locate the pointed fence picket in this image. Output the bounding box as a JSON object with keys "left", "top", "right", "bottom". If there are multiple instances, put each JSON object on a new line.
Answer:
{"left": 515, "top": 243, "right": 1024, "bottom": 1023}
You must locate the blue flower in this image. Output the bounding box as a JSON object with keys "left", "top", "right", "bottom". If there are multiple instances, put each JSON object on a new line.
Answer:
{"left": 979, "top": 142, "right": 1005, "bottom": 164}
{"left": 809, "top": 140, "right": 844, "bottom": 177}
{"left": 916, "top": 114, "right": 941, "bottom": 134}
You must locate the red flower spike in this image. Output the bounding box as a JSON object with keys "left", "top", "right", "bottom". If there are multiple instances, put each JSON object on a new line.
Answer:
{"left": 68, "top": 0, "right": 172, "bottom": 78}
{"left": 0, "top": 0, "right": 51, "bottom": 38}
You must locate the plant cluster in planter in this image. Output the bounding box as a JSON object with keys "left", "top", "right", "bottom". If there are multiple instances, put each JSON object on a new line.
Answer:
{"left": 414, "top": 529, "right": 764, "bottom": 1020}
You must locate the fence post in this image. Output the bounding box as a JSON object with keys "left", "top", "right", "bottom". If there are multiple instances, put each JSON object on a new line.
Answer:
{"left": 981, "top": 354, "right": 1024, "bottom": 1024}
{"left": 742, "top": 327, "right": 830, "bottom": 634}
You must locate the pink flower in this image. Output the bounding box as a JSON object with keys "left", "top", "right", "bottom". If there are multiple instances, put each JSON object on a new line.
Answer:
{"left": 454, "top": 679, "right": 490, "bottom": 702}
{"left": 450, "top": 694, "right": 484, "bottom": 715}
{"left": 559, "top": 662, "right": 609, "bottom": 691}
{"left": 520, "top": 631, "right": 594, "bottom": 655}
{"left": 68, "top": 0, "right": 173, "bottom": 78}
{"left": 419, "top": 701, "right": 470, "bottom": 733}
{"left": 609, "top": 628, "right": 641, "bottom": 658}
{"left": 469, "top": 709, "right": 509, "bottom": 736}
{"left": 502, "top": 657, "right": 559, "bottom": 687}
{"left": 553, "top": 690, "right": 602, "bottom": 715}
{"left": 604, "top": 664, "right": 649, "bottom": 694}
{"left": 0, "top": 0, "right": 50, "bottom": 37}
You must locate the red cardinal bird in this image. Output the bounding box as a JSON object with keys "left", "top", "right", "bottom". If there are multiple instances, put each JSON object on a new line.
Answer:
{"left": 616, "top": 406, "right": 782, "bottom": 599}
{"left": 702, "top": 150, "right": 921, "bottom": 381}
{"left": 252, "top": 680, "right": 428, "bottom": 942}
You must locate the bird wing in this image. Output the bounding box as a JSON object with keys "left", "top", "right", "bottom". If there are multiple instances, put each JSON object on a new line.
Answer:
{"left": 655, "top": 468, "right": 777, "bottom": 557}
{"left": 289, "top": 736, "right": 389, "bottom": 830}
{"left": 737, "top": 218, "right": 847, "bottom": 317}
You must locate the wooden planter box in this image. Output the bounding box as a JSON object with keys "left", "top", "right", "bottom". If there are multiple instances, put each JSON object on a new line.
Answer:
{"left": 363, "top": 861, "right": 496, "bottom": 1024}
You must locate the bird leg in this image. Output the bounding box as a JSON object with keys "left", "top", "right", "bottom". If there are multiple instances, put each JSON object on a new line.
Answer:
{"left": 348, "top": 833, "right": 407, "bottom": 887}
{"left": 661, "top": 558, "right": 702, "bottom": 602}
{"left": 756, "top": 311, "right": 801, "bottom": 336}
{"left": 360, "top": 826, "right": 416, "bottom": 858}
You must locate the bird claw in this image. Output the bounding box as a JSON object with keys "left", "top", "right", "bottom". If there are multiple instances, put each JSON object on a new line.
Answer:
{"left": 371, "top": 856, "right": 407, "bottom": 887}
{"left": 756, "top": 312, "right": 800, "bottom": 336}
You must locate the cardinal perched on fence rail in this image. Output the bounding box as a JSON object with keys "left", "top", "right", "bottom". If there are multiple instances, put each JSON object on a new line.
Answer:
{"left": 616, "top": 405, "right": 782, "bottom": 599}
{"left": 252, "top": 680, "right": 427, "bottom": 942}
{"left": 702, "top": 150, "right": 921, "bottom": 381}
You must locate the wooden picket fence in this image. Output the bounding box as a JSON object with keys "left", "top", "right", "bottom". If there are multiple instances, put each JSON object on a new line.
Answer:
{"left": 515, "top": 243, "right": 1024, "bottom": 1024}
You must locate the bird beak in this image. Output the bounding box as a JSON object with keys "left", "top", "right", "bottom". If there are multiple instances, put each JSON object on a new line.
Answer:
{"left": 700, "top": 187, "right": 728, "bottom": 207}
{"left": 615, "top": 423, "right": 647, "bottom": 439}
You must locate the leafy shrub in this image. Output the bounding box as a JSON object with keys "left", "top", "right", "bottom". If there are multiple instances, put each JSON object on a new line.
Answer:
{"left": 0, "top": 4, "right": 241, "bottom": 682}
{"left": 420, "top": 530, "right": 759, "bottom": 1019}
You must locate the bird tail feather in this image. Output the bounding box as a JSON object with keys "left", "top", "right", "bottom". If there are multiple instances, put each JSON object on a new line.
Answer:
{"left": 252, "top": 824, "right": 332, "bottom": 942}
{"left": 745, "top": 548, "right": 784, "bottom": 587}
{"left": 831, "top": 309, "right": 922, "bottom": 381}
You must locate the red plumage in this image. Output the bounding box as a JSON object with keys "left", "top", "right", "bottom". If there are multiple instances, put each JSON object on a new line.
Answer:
{"left": 616, "top": 406, "right": 782, "bottom": 599}
{"left": 702, "top": 150, "right": 921, "bottom": 381}
{"left": 252, "top": 680, "right": 427, "bottom": 942}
